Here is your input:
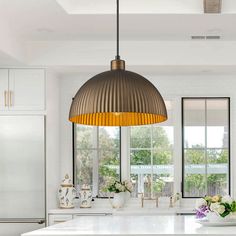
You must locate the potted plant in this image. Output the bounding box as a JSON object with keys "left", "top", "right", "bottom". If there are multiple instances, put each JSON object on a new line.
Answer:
{"left": 195, "top": 195, "right": 236, "bottom": 222}
{"left": 103, "top": 178, "right": 133, "bottom": 208}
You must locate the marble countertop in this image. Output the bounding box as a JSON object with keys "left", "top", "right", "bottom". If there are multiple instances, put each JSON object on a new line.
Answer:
{"left": 22, "top": 215, "right": 236, "bottom": 236}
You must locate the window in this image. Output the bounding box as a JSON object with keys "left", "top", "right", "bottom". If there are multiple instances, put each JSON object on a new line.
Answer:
{"left": 182, "top": 98, "right": 230, "bottom": 198}
{"left": 129, "top": 101, "right": 174, "bottom": 198}
{"left": 73, "top": 98, "right": 230, "bottom": 199}
{"left": 73, "top": 125, "right": 120, "bottom": 197}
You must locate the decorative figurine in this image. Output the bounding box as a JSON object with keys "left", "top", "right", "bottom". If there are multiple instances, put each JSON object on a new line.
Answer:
{"left": 58, "top": 174, "right": 76, "bottom": 208}
{"left": 79, "top": 184, "right": 92, "bottom": 208}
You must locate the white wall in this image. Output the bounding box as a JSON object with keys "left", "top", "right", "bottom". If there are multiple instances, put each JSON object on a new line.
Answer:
{"left": 46, "top": 70, "right": 61, "bottom": 215}
{"left": 59, "top": 72, "right": 236, "bottom": 200}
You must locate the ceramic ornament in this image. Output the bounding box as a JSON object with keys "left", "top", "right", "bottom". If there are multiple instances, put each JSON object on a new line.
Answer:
{"left": 79, "top": 184, "right": 92, "bottom": 208}
{"left": 58, "top": 174, "right": 76, "bottom": 208}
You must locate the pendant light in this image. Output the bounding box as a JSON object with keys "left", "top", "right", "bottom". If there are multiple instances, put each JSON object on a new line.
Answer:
{"left": 69, "top": 0, "right": 167, "bottom": 126}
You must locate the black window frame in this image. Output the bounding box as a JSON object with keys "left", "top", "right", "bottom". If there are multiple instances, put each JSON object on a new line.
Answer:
{"left": 181, "top": 97, "right": 231, "bottom": 198}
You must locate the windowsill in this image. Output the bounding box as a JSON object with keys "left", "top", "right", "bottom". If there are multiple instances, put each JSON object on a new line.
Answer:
{"left": 49, "top": 198, "right": 196, "bottom": 215}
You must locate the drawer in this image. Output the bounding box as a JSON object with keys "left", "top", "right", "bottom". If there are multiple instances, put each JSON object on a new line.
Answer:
{"left": 49, "top": 214, "right": 73, "bottom": 226}
{"left": 73, "top": 213, "right": 112, "bottom": 218}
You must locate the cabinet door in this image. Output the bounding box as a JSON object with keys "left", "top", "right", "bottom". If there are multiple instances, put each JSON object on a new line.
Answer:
{"left": 9, "top": 69, "right": 45, "bottom": 111}
{"left": 0, "top": 69, "right": 9, "bottom": 110}
{"left": 0, "top": 116, "right": 45, "bottom": 219}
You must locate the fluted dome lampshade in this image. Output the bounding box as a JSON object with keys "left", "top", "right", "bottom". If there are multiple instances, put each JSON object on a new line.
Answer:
{"left": 69, "top": 60, "right": 167, "bottom": 126}
{"left": 69, "top": 0, "right": 167, "bottom": 126}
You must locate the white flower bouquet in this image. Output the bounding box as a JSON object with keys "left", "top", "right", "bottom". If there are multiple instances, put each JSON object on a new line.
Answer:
{"left": 195, "top": 195, "right": 236, "bottom": 220}
{"left": 102, "top": 178, "right": 133, "bottom": 193}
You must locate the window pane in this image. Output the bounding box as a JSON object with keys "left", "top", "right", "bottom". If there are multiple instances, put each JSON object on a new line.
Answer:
{"left": 184, "top": 127, "right": 205, "bottom": 148}
{"left": 207, "top": 99, "right": 229, "bottom": 148}
{"left": 184, "top": 149, "right": 206, "bottom": 197}
{"left": 75, "top": 149, "right": 94, "bottom": 190}
{"left": 207, "top": 127, "right": 226, "bottom": 148}
{"left": 207, "top": 174, "right": 228, "bottom": 196}
{"left": 207, "top": 149, "right": 229, "bottom": 196}
{"left": 130, "top": 101, "right": 174, "bottom": 198}
{"left": 184, "top": 174, "right": 206, "bottom": 197}
{"left": 207, "top": 99, "right": 228, "bottom": 126}
{"left": 98, "top": 149, "right": 120, "bottom": 197}
{"left": 152, "top": 126, "right": 173, "bottom": 149}
{"left": 76, "top": 125, "right": 95, "bottom": 149}
{"left": 182, "top": 98, "right": 230, "bottom": 198}
{"left": 130, "top": 150, "right": 151, "bottom": 165}
{"left": 74, "top": 125, "right": 120, "bottom": 197}
{"left": 99, "top": 127, "right": 120, "bottom": 149}
{"left": 184, "top": 99, "right": 205, "bottom": 148}
{"left": 184, "top": 149, "right": 205, "bottom": 164}
{"left": 153, "top": 149, "right": 174, "bottom": 196}
{"left": 130, "top": 126, "right": 151, "bottom": 148}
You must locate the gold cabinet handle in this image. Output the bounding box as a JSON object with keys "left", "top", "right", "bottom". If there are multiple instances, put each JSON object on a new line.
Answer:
{"left": 9, "top": 90, "right": 13, "bottom": 107}
{"left": 4, "top": 91, "right": 8, "bottom": 107}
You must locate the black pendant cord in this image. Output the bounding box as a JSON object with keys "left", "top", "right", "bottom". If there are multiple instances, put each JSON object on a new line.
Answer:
{"left": 116, "top": 0, "right": 120, "bottom": 60}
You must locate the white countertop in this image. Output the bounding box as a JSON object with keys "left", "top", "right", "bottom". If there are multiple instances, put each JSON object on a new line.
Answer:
{"left": 22, "top": 215, "right": 236, "bottom": 236}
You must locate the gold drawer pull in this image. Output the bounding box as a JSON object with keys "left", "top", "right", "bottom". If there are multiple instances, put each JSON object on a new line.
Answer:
{"left": 9, "top": 90, "right": 13, "bottom": 106}
{"left": 4, "top": 91, "right": 8, "bottom": 107}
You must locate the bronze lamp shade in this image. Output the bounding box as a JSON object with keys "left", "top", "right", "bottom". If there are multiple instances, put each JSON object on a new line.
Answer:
{"left": 69, "top": 1, "right": 167, "bottom": 126}
{"left": 69, "top": 60, "right": 167, "bottom": 126}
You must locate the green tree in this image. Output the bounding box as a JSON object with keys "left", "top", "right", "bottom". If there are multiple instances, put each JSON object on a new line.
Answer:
{"left": 76, "top": 126, "right": 120, "bottom": 195}
{"left": 184, "top": 145, "right": 228, "bottom": 196}
{"left": 130, "top": 126, "right": 173, "bottom": 195}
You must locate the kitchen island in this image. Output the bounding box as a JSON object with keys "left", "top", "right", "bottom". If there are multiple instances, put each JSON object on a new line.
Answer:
{"left": 22, "top": 215, "right": 236, "bottom": 236}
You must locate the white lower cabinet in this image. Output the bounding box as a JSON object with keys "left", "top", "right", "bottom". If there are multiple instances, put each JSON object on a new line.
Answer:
{"left": 0, "top": 69, "right": 9, "bottom": 111}
{"left": 48, "top": 213, "right": 112, "bottom": 226}
{"left": 0, "top": 222, "right": 44, "bottom": 236}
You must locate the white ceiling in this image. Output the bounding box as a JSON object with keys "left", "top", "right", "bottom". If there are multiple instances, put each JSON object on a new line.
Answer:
{"left": 1, "top": 0, "right": 236, "bottom": 75}
{"left": 56, "top": 0, "right": 236, "bottom": 14}
{"left": 0, "top": 0, "right": 236, "bottom": 41}
{"left": 56, "top": 0, "right": 204, "bottom": 14}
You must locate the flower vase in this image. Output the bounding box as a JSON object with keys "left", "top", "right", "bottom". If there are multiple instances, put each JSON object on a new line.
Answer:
{"left": 206, "top": 212, "right": 232, "bottom": 222}
{"left": 125, "top": 191, "right": 130, "bottom": 202}
{"left": 110, "top": 192, "right": 125, "bottom": 209}
{"left": 206, "top": 212, "right": 221, "bottom": 222}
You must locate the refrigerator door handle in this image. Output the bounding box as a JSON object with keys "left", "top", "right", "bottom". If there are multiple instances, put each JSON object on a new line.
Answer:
{"left": 0, "top": 218, "right": 45, "bottom": 224}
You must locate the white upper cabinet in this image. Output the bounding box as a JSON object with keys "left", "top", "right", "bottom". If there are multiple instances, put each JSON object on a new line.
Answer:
{"left": 0, "top": 69, "right": 45, "bottom": 111}
{"left": 0, "top": 69, "right": 9, "bottom": 111}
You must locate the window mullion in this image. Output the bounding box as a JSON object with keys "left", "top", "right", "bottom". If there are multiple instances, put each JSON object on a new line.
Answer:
{"left": 92, "top": 127, "right": 99, "bottom": 197}
{"left": 151, "top": 125, "right": 153, "bottom": 198}
{"left": 205, "top": 99, "right": 208, "bottom": 196}
{"left": 120, "top": 127, "right": 129, "bottom": 181}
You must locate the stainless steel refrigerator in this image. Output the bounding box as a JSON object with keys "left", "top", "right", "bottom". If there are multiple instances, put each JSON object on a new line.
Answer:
{"left": 0, "top": 116, "right": 45, "bottom": 236}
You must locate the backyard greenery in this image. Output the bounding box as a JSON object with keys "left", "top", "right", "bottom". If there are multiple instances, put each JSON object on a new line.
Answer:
{"left": 75, "top": 125, "right": 228, "bottom": 197}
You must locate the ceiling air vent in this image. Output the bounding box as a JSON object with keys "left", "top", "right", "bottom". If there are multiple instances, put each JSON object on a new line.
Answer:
{"left": 191, "top": 35, "right": 221, "bottom": 40}
{"left": 206, "top": 35, "right": 221, "bottom": 39}
{"left": 191, "top": 36, "right": 205, "bottom": 40}
{"left": 204, "top": 0, "right": 222, "bottom": 13}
